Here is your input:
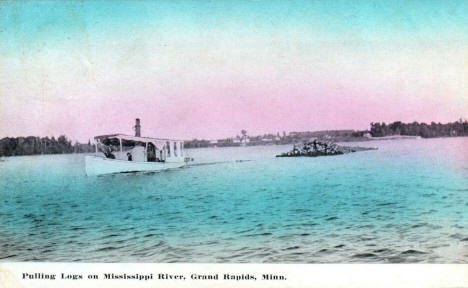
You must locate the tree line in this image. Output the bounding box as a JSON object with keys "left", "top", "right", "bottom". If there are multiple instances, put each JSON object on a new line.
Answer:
{"left": 1, "top": 119, "right": 467, "bottom": 157}
{"left": 370, "top": 119, "right": 468, "bottom": 138}
{"left": 0, "top": 136, "right": 95, "bottom": 157}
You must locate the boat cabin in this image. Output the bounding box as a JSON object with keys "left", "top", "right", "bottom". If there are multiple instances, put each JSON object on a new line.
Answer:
{"left": 94, "top": 134, "right": 185, "bottom": 163}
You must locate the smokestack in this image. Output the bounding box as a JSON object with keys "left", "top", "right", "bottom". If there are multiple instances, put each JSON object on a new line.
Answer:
{"left": 134, "top": 118, "right": 141, "bottom": 137}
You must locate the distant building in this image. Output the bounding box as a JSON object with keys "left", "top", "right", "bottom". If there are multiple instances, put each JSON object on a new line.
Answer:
{"left": 289, "top": 132, "right": 301, "bottom": 137}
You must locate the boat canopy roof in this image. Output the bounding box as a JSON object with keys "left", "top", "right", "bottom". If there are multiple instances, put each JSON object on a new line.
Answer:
{"left": 95, "top": 134, "right": 183, "bottom": 150}
{"left": 95, "top": 134, "right": 184, "bottom": 142}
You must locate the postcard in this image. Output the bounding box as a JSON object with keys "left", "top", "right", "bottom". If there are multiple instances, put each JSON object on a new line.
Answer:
{"left": 0, "top": 0, "right": 467, "bottom": 287}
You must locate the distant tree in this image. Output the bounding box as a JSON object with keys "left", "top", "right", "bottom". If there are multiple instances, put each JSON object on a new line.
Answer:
{"left": 369, "top": 120, "right": 468, "bottom": 138}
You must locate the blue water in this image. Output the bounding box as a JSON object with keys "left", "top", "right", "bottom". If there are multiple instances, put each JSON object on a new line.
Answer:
{"left": 1, "top": 138, "right": 467, "bottom": 263}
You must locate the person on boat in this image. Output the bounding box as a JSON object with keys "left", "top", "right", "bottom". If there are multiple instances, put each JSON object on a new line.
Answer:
{"left": 103, "top": 146, "right": 115, "bottom": 159}
{"left": 127, "top": 152, "right": 132, "bottom": 161}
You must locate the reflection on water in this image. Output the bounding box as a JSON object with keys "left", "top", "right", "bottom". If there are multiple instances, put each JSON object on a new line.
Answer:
{"left": 1, "top": 138, "right": 467, "bottom": 262}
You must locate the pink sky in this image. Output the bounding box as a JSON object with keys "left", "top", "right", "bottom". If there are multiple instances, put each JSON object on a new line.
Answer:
{"left": 1, "top": 2, "right": 467, "bottom": 142}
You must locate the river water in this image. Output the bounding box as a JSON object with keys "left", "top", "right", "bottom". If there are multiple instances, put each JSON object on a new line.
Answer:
{"left": 1, "top": 138, "right": 467, "bottom": 263}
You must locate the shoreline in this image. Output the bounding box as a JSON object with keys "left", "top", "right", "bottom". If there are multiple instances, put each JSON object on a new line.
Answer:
{"left": 365, "top": 135, "right": 421, "bottom": 141}
{"left": 0, "top": 135, "right": 467, "bottom": 158}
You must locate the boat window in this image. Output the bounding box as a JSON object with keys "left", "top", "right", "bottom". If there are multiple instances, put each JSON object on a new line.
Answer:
{"left": 174, "top": 142, "right": 178, "bottom": 157}
{"left": 166, "top": 141, "right": 170, "bottom": 157}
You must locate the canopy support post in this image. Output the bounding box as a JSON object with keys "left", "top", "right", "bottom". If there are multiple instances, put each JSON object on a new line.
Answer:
{"left": 119, "top": 138, "right": 122, "bottom": 153}
{"left": 145, "top": 142, "right": 148, "bottom": 162}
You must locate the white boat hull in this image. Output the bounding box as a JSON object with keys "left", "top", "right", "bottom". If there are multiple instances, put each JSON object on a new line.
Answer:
{"left": 85, "top": 155, "right": 185, "bottom": 176}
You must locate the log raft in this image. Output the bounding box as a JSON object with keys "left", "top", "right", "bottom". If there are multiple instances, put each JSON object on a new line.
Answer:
{"left": 276, "top": 140, "right": 377, "bottom": 157}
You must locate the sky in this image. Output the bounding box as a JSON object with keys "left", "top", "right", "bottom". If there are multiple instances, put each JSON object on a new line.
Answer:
{"left": 0, "top": 0, "right": 467, "bottom": 142}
